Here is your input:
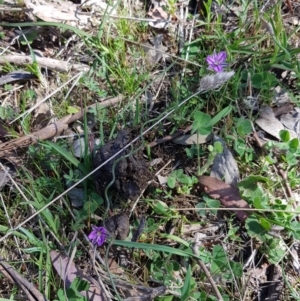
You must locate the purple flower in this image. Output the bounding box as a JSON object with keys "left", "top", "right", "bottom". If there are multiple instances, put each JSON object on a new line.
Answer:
{"left": 88, "top": 226, "right": 108, "bottom": 246}
{"left": 206, "top": 51, "right": 228, "bottom": 73}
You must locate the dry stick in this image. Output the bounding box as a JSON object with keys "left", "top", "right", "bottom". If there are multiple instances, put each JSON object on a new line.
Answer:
{"left": 0, "top": 55, "right": 89, "bottom": 72}
{"left": 0, "top": 265, "right": 35, "bottom": 301}
{"left": 192, "top": 233, "right": 223, "bottom": 301}
{"left": 148, "top": 125, "right": 192, "bottom": 147}
{"left": 278, "top": 168, "right": 293, "bottom": 198}
{"left": 0, "top": 95, "right": 124, "bottom": 157}
{"left": 0, "top": 257, "right": 48, "bottom": 301}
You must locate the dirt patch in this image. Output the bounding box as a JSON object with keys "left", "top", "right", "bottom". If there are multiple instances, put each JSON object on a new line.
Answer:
{"left": 93, "top": 129, "right": 152, "bottom": 201}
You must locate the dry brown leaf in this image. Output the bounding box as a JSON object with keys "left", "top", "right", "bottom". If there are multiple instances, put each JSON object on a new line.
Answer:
{"left": 50, "top": 250, "right": 105, "bottom": 301}
{"left": 197, "top": 176, "right": 250, "bottom": 221}
{"left": 106, "top": 258, "right": 124, "bottom": 275}
{"left": 172, "top": 133, "right": 211, "bottom": 145}
{"left": 256, "top": 105, "right": 297, "bottom": 140}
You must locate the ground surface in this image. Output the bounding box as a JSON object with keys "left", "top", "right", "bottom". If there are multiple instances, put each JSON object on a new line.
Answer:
{"left": 1, "top": 0, "right": 300, "bottom": 300}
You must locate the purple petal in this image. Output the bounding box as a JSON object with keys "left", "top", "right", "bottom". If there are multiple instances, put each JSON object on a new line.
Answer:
{"left": 215, "top": 51, "right": 226, "bottom": 62}
{"left": 206, "top": 55, "right": 215, "bottom": 64}
{"left": 88, "top": 229, "right": 97, "bottom": 240}
{"left": 214, "top": 65, "right": 223, "bottom": 72}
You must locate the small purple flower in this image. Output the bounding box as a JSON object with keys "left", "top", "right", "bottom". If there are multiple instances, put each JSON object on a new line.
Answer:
{"left": 88, "top": 226, "right": 108, "bottom": 246}
{"left": 206, "top": 51, "right": 228, "bottom": 73}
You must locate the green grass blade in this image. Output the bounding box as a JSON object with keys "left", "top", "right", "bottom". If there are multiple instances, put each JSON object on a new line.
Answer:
{"left": 113, "top": 240, "right": 194, "bottom": 258}
{"left": 45, "top": 141, "right": 88, "bottom": 174}
{"left": 181, "top": 264, "right": 192, "bottom": 301}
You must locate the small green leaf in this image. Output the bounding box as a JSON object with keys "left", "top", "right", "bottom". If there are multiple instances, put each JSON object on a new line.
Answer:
{"left": 195, "top": 202, "right": 206, "bottom": 217}
{"left": 45, "top": 141, "right": 88, "bottom": 174}
{"left": 279, "top": 129, "right": 290, "bottom": 142}
{"left": 152, "top": 200, "right": 170, "bottom": 215}
{"left": 259, "top": 218, "right": 272, "bottom": 231}
{"left": 252, "top": 73, "right": 263, "bottom": 88}
{"left": 229, "top": 261, "right": 243, "bottom": 277}
{"left": 289, "top": 138, "right": 299, "bottom": 152}
{"left": 192, "top": 111, "right": 212, "bottom": 135}
{"left": 236, "top": 118, "right": 253, "bottom": 136}
{"left": 67, "top": 106, "right": 80, "bottom": 114}
{"left": 167, "top": 176, "right": 176, "bottom": 188}
{"left": 213, "top": 141, "right": 223, "bottom": 153}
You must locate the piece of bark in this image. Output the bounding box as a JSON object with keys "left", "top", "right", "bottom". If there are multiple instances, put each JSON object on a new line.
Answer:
{"left": 197, "top": 176, "right": 250, "bottom": 221}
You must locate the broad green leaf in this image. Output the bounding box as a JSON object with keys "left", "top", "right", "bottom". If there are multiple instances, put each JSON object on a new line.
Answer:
{"left": 245, "top": 216, "right": 267, "bottom": 239}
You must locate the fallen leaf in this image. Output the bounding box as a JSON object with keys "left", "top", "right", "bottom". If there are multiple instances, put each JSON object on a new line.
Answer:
{"left": 280, "top": 110, "right": 300, "bottom": 133}
{"left": 197, "top": 176, "right": 250, "bottom": 221}
{"left": 256, "top": 106, "right": 297, "bottom": 140}
{"left": 50, "top": 250, "right": 105, "bottom": 301}
{"left": 172, "top": 133, "right": 212, "bottom": 145}
{"left": 106, "top": 258, "right": 124, "bottom": 275}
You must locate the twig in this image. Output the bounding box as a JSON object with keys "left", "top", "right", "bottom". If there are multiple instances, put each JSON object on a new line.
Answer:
{"left": 278, "top": 168, "right": 293, "bottom": 198}
{"left": 192, "top": 233, "right": 223, "bottom": 301}
{"left": 148, "top": 125, "right": 192, "bottom": 147}
{"left": 0, "top": 95, "right": 124, "bottom": 157}
{"left": 0, "top": 54, "right": 89, "bottom": 72}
